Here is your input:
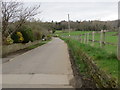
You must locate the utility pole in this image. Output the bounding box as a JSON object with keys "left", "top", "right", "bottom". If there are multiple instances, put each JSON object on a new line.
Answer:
{"left": 68, "top": 14, "right": 71, "bottom": 36}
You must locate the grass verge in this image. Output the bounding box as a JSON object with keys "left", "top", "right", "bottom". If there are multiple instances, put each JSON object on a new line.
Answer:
{"left": 61, "top": 37, "right": 119, "bottom": 81}
{"left": 61, "top": 37, "right": 97, "bottom": 88}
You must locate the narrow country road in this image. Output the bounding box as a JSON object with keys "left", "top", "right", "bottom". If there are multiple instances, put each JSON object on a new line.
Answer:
{"left": 2, "top": 38, "right": 75, "bottom": 88}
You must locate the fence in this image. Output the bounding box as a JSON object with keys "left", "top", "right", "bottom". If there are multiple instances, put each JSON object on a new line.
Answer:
{"left": 62, "top": 30, "right": 119, "bottom": 60}
{"left": 79, "top": 30, "right": 117, "bottom": 47}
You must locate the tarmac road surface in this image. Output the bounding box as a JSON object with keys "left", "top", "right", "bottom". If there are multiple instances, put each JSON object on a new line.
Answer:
{"left": 2, "top": 38, "right": 76, "bottom": 88}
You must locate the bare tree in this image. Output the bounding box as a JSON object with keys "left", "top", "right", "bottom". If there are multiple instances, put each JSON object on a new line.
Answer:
{"left": 2, "top": 1, "right": 22, "bottom": 38}
{"left": 13, "top": 4, "right": 41, "bottom": 35}
{"left": 2, "top": 0, "right": 41, "bottom": 41}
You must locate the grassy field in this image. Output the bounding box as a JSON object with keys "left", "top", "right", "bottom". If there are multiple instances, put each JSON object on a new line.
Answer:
{"left": 55, "top": 31, "right": 118, "bottom": 55}
{"left": 56, "top": 30, "right": 119, "bottom": 81}
{"left": 55, "top": 31, "right": 118, "bottom": 43}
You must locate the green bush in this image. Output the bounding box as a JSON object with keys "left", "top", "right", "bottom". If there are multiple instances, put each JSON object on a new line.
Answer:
{"left": 47, "top": 34, "right": 52, "bottom": 40}
{"left": 20, "top": 26, "right": 34, "bottom": 43}
{"left": 11, "top": 32, "right": 20, "bottom": 43}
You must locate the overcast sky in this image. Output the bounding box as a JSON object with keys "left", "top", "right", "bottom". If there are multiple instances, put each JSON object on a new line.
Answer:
{"left": 37, "top": 2, "right": 118, "bottom": 22}
{"left": 10, "top": 0, "right": 119, "bottom": 22}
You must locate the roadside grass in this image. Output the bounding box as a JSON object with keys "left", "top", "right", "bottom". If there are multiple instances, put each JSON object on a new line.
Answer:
{"left": 61, "top": 37, "right": 119, "bottom": 81}
{"left": 26, "top": 41, "right": 49, "bottom": 50}
{"left": 64, "top": 38, "right": 89, "bottom": 77}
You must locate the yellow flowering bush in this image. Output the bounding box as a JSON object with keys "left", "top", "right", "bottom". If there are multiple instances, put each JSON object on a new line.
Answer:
{"left": 16, "top": 32, "right": 24, "bottom": 42}
{"left": 6, "top": 36, "right": 13, "bottom": 45}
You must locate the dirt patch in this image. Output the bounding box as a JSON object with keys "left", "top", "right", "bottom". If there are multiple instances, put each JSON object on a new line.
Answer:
{"left": 68, "top": 49, "right": 97, "bottom": 88}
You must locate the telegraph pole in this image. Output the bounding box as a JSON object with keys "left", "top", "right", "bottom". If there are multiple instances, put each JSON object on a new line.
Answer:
{"left": 68, "top": 14, "right": 71, "bottom": 36}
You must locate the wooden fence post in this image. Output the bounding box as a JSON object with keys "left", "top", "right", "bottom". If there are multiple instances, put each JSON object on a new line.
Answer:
{"left": 100, "top": 30, "right": 106, "bottom": 47}
{"left": 80, "top": 35, "right": 82, "bottom": 43}
{"left": 92, "top": 31, "right": 95, "bottom": 46}
{"left": 103, "top": 30, "right": 106, "bottom": 45}
{"left": 84, "top": 33, "right": 86, "bottom": 44}
{"left": 82, "top": 34, "right": 84, "bottom": 43}
{"left": 118, "top": 27, "right": 120, "bottom": 60}
{"left": 100, "top": 30, "right": 103, "bottom": 47}
{"left": 85, "top": 33, "right": 87, "bottom": 43}
{"left": 87, "top": 33, "right": 89, "bottom": 44}
{"left": 79, "top": 35, "right": 82, "bottom": 43}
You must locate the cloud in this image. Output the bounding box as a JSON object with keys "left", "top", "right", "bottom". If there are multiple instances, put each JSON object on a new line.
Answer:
{"left": 37, "top": 2, "right": 118, "bottom": 21}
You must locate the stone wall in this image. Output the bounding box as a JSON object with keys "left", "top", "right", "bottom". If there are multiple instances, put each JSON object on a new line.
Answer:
{"left": 78, "top": 49, "right": 118, "bottom": 88}
{"left": 2, "top": 40, "right": 41, "bottom": 56}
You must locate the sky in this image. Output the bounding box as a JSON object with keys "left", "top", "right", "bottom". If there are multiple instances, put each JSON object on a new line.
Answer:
{"left": 4, "top": 0, "right": 119, "bottom": 22}
{"left": 38, "top": 2, "right": 118, "bottom": 22}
